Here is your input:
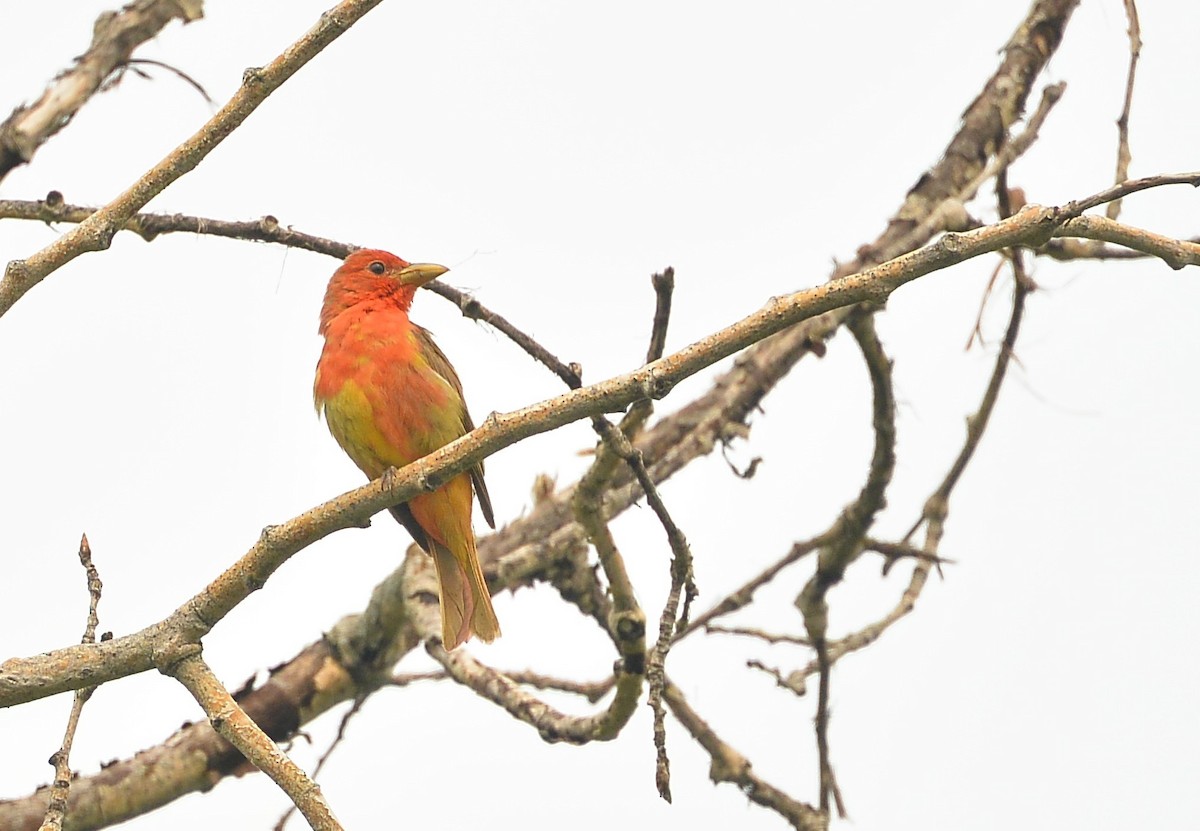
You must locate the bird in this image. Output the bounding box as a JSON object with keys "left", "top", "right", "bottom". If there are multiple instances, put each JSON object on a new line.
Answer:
{"left": 314, "top": 249, "right": 500, "bottom": 649}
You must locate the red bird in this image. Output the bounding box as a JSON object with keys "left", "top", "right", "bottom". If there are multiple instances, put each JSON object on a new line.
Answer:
{"left": 314, "top": 249, "right": 500, "bottom": 648}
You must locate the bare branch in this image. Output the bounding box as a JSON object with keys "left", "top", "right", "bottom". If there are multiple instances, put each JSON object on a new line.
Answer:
{"left": 0, "top": 0, "right": 385, "bottom": 318}
{"left": 1107, "top": 0, "right": 1142, "bottom": 220}
{"left": 387, "top": 671, "right": 448, "bottom": 688}
{"left": 906, "top": 205, "right": 1035, "bottom": 545}
{"left": 389, "top": 667, "right": 615, "bottom": 703}
{"left": 663, "top": 679, "right": 826, "bottom": 831}
{"left": 1038, "top": 236, "right": 1200, "bottom": 262}
{"left": 168, "top": 653, "right": 342, "bottom": 831}
{"left": 3, "top": 189, "right": 1196, "bottom": 710}
{"left": 427, "top": 640, "right": 642, "bottom": 745}
{"left": 38, "top": 535, "right": 104, "bottom": 831}
{"left": 0, "top": 8, "right": 1149, "bottom": 829}
{"left": 502, "top": 671, "right": 616, "bottom": 704}
{"left": 0, "top": 0, "right": 203, "bottom": 182}
{"left": 706, "top": 625, "right": 811, "bottom": 647}
{"left": 119, "top": 57, "right": 215, "bottom": 104}
{"left": 747, "top": 659, "right": 810, "bottom": 697}
{"left": 864, "top": 538, "right": 954, "bottom": 576}
{"left": 1053, "top": 215, "right": 1200, "bottom": 270}
{"left": 646, "top": 267, "right": 675, "bottom": 364}
{"left": 0, "top": 195, "right": 355, "bottom": 256}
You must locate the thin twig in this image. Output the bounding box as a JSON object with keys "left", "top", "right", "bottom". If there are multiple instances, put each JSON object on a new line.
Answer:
{"left": 273, "top": 697, "right": 366, "bottom": 831}
{"left": 865, "top": 538, "right": 954, "bottom": 576}
{"left": 905, "top": 174, "right": 1036, "bottom": 544}
{"left": 119, "top": 57, "right": 215, "bottom": 104}
{"left": 385, "top": 535, "right": 641, "bottom": 746}
{"left": 1061, "top": 172, "right": 1200, "bottom": 218}
{"left": 1039, "top": 235, "right": 1200, "bottom": 263}
{"left": 0, "top": 195, "right": 354, "bottom": 255}
{"left": 1053, "top": 215, "right": 1200, "bottom": 270}
{"left": 646, "top": 267, "right": 675, "bottom": 365}
{"left": 503, "top": 670, "right": 616, "bottom": 703}
{"left": 38, "top": 534, "right": 104, "bottom": 831}
{"left": 663, "top": 679, "right": 825, "bottom": 831}
{"left": 674, "top": 535, "right": 828, "bottom": 642}
{"left": 639, "top": 267, "right": 690, "bottom": 801}
{"left": 706, "top": 625, "right": 811, "bottom": 647}
{"left": 387, "top": 671, "right": 448, "bottom": 687}
{"left": 1107, "top": 0, "right": 1142, "bottom": 221}
{"left": 746, "top": 660, "right": 810, "bottom": 697}
{"left": 964, "top": 259, "right": 1007, "bottom": 350}
{"left": 425, "top": 641, "right": 636, "bottom": 744}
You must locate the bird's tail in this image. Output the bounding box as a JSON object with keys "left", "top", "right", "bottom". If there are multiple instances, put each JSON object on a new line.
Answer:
{"left": 429, "top": 536, "right": 501, "bottom": 649}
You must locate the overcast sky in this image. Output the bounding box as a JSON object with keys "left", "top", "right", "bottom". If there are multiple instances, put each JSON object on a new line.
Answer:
{"left": 2, "top": 2, "right": 1198, "bottom": 830}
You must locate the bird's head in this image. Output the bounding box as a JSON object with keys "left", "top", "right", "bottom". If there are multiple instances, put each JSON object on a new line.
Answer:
{"left": 320, "top": 249, "right": 448, "bottom": 331}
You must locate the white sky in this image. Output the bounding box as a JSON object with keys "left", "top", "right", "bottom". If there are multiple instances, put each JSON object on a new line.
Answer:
{"left": 1, "top": 2, "right": 1198, "bottom": 830}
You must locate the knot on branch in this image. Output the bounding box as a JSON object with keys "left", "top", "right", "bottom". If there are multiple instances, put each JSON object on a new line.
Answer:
{"left": 42, "top": 189, "right": 66, "bottom": 218}
{"left": 457, "top": 294, "right": 482, "bottom": 318}
{"left": 641, "top": 368, "right": 673, "bottom": 400}
{"left": 709, "top": 746, "right": 751, "bottom": 783}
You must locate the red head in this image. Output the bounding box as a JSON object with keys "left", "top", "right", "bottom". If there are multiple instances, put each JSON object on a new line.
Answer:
{"left": 319, "top": 249, "right": 448, "bottom": 334}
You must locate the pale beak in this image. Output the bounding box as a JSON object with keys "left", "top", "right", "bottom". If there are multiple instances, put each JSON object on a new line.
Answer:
{"left": 397, "top": 263, "right": 449, "bottom": 286}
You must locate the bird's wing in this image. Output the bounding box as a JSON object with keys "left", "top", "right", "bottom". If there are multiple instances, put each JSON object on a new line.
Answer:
{"left": 412, "top": 324, "right": 496, "bottom": 529}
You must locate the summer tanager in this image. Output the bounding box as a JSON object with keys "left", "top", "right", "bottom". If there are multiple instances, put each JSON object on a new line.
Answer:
{"left": 314, "top": 249, "right": 500, "bottom": 649}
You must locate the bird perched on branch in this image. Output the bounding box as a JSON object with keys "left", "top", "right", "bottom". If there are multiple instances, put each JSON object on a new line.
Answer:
{"left": 314, "top": 249, "right": 500, "bottom": 649}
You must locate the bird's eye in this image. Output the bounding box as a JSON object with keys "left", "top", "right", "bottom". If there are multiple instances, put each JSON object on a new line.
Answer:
{"left": 368, "top": 260, "right": 386, "bottom": 275}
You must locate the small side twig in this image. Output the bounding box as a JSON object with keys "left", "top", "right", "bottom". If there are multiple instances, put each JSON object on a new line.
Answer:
{"left": 1107, "top": 0, "right": 1142, "bottom": 221}
{"left": 388, "top": 670, "right": 448, "bottom": 687}
{"left": 425, "top": 642, "right": 635, "bottom": 745}
{"left": 38, "top": 534, "right": 104, "bottom": 831}
{"left": 1060, "top": 171, "right": 1200, "bottom": 218}
{"left": 865, "top": 538, "right": 953, "bottom": 576}
{"left": 117, "top": 58, "right": 215, "bottom": 104}
{"left": 706, "top": 625, "right": 811, "bottom": 647}
{"left": 390, "top": 666, "right": 615, "bottom": 703}
{"left": 906, "top": 172, "right": 1035, "bottom": 545}
{"left": 674, "top": 535, "right": 828, "bottom": 642}
{"left": 646, "top": 267, "right": 675, "bottom": 366}
{"left": 503, "top": 670, "right": 616, "bottom": 704}
{"left": 273, "top": 697, "right": 366, "bottom": 831}
{"left": 746, "top": 660, "right": 810, "bottom": 697}
{"left": 1053, "top": 215, "right": 1200, "bottom": 271}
